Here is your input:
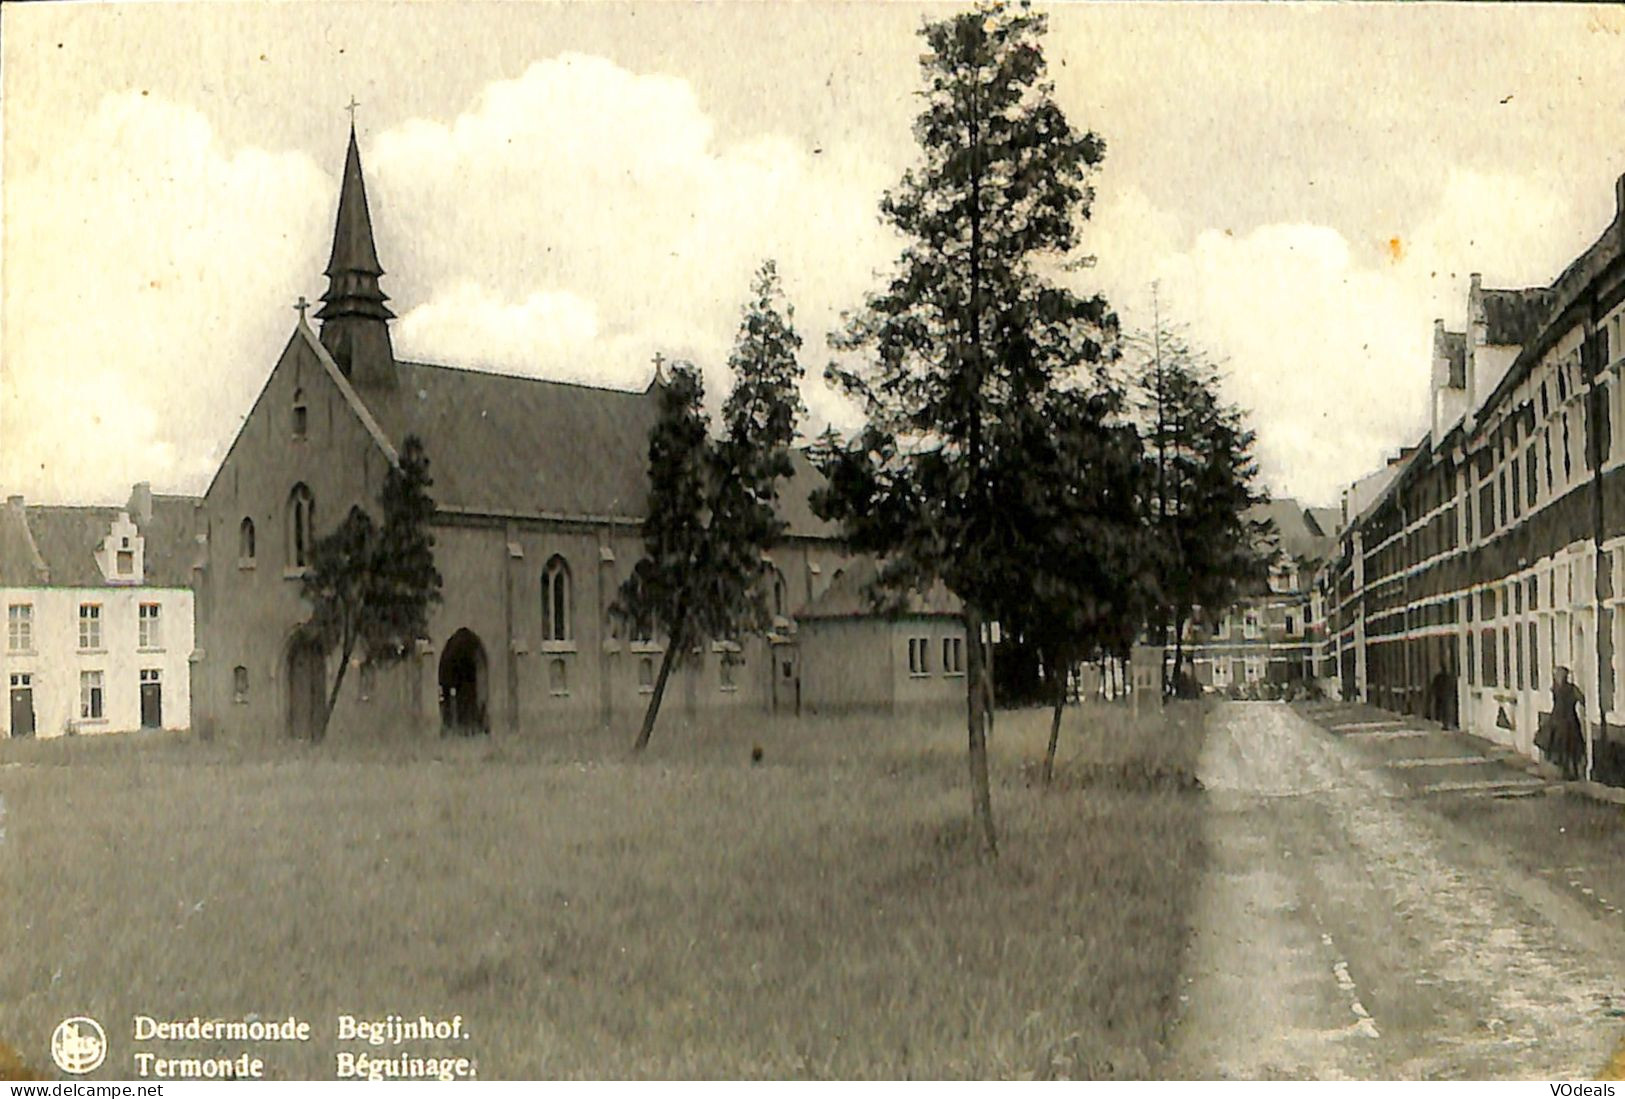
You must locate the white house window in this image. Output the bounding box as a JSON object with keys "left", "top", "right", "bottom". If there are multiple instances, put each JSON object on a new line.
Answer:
{"left": 288, "top": 484, "right": 315, "bottom": 569}
{"left": 292, "top": 388, "right": 308, "bottom": 439}
{"left": 772, "top": 569, "right": 787, "bottom": 619}
{"left": 549, "top": 657, "right": 569, "bottom": 697}
{"left": 1243, "top": 611, "right": 1260, "bottom": 640}
{"left": 637, "top": 656, "right": 655, "bottom": 693}
{"left": 138, "top": 603, "right": 161, "bottom": 649}
{"left": 239, "top": 517, "right": 256, "bottom": 564}
{"left": 942, "top": 636, "right": 964, "bottom": 675}
{"left": 7, "top": 604, "right": 32, "bottom": 652}
{"left": 232, "top": 665, "right": 249, "bottom": 704}
{"left": 80, "top": 670, "right": 104, "bottom": 720}
{"left": 78, "top": 603, "right": 102, "bottom": 650}
{"left": 542, "top": 557, "right": 573, "bottom": 642}
{"left": 116, "top": 549, "right": 134, "bottom": 576}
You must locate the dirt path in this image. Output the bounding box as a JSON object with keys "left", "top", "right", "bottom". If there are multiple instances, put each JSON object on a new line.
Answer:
{"left": 1169, "top": 702, "right": 1625, "bottom": 1079}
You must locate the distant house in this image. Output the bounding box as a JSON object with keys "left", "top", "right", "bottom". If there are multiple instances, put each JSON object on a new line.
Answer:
{"left": 795, "top": 559, "right": 966, "bottom": 713}
{"left": 1, "top": 485, "right": 198, "bottom": 737}
{"left": 1185, "top": 499, "right": 1338, "bottom": 693}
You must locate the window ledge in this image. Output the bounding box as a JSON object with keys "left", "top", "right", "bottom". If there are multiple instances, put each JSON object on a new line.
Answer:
{"left": 719, "top": 685, "right": 739, "bottom": 693}
{"left": 78, "top": 648, "right": 107, "bottom": 656}
{"left": 945, "top": 670, "right": 966, "bottom": 678}
{"left": 909, "top": 672, "right": 931, "bottom": 679}
{"left": 232, "top": 698, "right": 249, "bottom": 706}
{"left": 237, "top": 559, "right": 256, "bottom": 571}
{"left": 7, "top": 649, "right": 37, "bottom": 658}
{"left": 712, "top": 641, "right": 742, "bottom": 654}
{"left": 637, "top": 685, "right": 655, "bottom": 695}
{"left": 76, "top": 718, "right": 109, "bottom": 727}
{"left": 541, "top": 641, "right": 578, "bottom": 654}
{"left": 629, "top": 642, "right": 664, "bottom": 654}
{"left": 549, "top": 689, "right": 571, "bottom": 698}
{"left": 283, "top": 567, "right": 310, "bottom": 581}
{"left": 137, "top": 647, "right": 165, "bottom": 654}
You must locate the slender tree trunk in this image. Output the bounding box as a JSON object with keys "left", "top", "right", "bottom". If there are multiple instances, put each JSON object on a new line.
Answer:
{"left": 632, "top": 631, "right": 682, "bottom": 753}
{"left": 317, "top": 631, "right": 356, "bottom": 743}
{"left": 1042, "top": 666, "right": 1066, "bottom": 787}
{"left": 964, "top": 606, "right": 998, "bottom": 856}
{"left": 1172, "top": 607, "right": 1188, "bottom": 697}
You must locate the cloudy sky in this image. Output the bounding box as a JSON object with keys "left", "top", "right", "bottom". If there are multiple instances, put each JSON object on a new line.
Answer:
{"left": 5, "top": 3, "right": 1625, "bottom": 508}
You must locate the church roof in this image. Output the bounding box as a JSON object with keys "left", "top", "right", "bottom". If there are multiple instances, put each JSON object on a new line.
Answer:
{"left": 0, "top": 497, "right": 197, "bottom": 588}
{"left": 355, "top": 359, "right": 838, "bottom": 537}
{"left": 797, "top": 557, "right": 962, "bottom": 620}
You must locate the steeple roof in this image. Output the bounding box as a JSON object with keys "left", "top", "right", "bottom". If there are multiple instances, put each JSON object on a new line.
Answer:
{"left": 325, "top": 124, "right": 384, "bottom": 279}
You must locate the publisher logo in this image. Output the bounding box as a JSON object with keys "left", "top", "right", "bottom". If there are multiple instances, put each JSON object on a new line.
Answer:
{"left": 50, "top": 1017, "right": 106, "bottom": 1075}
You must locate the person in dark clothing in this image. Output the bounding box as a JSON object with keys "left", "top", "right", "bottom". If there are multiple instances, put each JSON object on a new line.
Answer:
{"left": 1547, "top": 666, "right": 1586, "bottom": 781}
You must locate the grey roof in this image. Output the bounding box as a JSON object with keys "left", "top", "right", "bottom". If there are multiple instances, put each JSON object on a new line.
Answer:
{"left": 796, "top": 557, "right": 962, "bottom": 620}
{"left": 0, "top": 498, "right": 196, "bottom": 588}
{"left": 358, "top": 358, "right": 836, "bottom": 537}
{"left": 1250, "top": 498, "right": 1336, "bottom": 565}
{"left": 1439, "top": 329, "right": 1467, "bottom": 388}
{"left": 1481, "top": 287, "right": 1553, "bottom": 347}
{"left": 1304, "top": 506, "right": 1342, "bottom": 540}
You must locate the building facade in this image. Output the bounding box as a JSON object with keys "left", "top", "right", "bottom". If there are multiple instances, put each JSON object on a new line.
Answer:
{"left": 1185, "top": 500, "right": 1338, "bottom": 694}
{"left": 193, "top": 127, "right": 949, "bottom": 741}
{"left": 1326, "top": 172, "right": 1625, "bottom": 776}
{"left": 1, "top": 486, "right": 197, "bottom": 738}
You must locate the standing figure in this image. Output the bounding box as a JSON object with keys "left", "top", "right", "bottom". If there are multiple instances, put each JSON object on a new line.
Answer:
{"left": 1548, "top": 665, "right": 1586, "bottom": 781}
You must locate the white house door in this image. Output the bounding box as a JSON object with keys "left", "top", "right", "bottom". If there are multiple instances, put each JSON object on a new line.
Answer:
{"left": 140, "top": 669, "right": 162, "bottom": 729}
{"left": 9, "top": 674, "right": 34, "bottom": 737}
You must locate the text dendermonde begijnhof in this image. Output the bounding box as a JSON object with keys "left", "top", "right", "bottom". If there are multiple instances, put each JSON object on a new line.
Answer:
{"left": 127, "top": 1014, "right": 475, "bottom": 1080}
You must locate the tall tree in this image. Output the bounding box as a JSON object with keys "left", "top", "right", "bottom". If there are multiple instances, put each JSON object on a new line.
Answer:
{"left": 619, "top": 261, "right": 805, "bottom": 752}
{"left": 814, "top": 2, "right": 1114, "bottom": 854}
{"left": 301, "top": 435, "right": 444, "bottom": 740}
{"left": 1130, "top": 324, "right": 1270, "bottom": 690}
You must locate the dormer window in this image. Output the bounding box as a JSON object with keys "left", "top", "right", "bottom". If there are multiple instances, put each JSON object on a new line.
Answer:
{"left": 117, "top": 550, "right": 134, "bottom": 575}
{"left": 292, "top": 389, "right": 308, "bottom": 440}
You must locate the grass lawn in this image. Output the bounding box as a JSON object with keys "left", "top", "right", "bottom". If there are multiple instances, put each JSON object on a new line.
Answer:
{"left": 0, "top": 699, "right": 1206, "bottom": 1080}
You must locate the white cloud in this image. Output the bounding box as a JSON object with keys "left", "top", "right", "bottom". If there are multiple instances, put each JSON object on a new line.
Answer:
{"left": 2, "top": 91, "right": 330, "bottom": 502}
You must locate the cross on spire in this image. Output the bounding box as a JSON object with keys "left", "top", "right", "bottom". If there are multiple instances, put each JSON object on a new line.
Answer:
{"left": 294, "top": 295, "right": 310, "bottom": 322}
{"left": 345, "top": 96, "right": 361, "bottom": 127}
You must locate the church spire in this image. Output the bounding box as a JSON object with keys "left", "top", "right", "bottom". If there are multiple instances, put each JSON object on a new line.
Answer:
{"left": 316, "top": 122, "right": 395, "bottom": 388}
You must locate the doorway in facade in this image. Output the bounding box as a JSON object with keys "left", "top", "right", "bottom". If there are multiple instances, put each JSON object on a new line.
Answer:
{"left": 286, "top": 634, "right": 326, "bottom": 740}
{"left": 439, "top": 629, "right": 489, "bottom": 735}
{"left": 9, "top": 673, "right": 34, "bottom": 737}
{"left": 140, "top": 669, "right": 163, "bottom": 729}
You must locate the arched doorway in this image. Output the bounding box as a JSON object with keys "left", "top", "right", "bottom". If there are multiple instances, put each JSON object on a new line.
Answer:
{"left": 286, "top": 633, "right": 326, "bottom": 740}
{"left": 439, "top": 629, "right": 489, "bottom": 735}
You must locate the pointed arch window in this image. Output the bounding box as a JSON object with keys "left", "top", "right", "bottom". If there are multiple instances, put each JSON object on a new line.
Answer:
{"left": 772, "top": 567, "right": 788, "bottom": 619}
{"left": 542, "top": 556, "right": 573, "bottom": 643}
{"left": 292, "top": 389, "right": 308, "bottom": 440}
{"left": 288, "top": 484, "right": 315, "bottom": 569}
{"left": 239, "top": 517, "right": 256, "bottom": 565}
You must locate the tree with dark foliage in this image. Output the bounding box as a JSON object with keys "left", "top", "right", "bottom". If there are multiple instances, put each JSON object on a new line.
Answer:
{"left": 814, "top": 2, "right": 1115, "bottom": 854}
{"left": 619, "top": 261, "right": 805, "bottom": 752}
{"left": 1132, "top": 325, "right": 1270, "bottom": 690}
{"left": 301, "top": 435, "right": 443, "bottom": 740}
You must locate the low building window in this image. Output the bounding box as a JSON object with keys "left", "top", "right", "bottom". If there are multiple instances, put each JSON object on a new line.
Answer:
{"left": 292, "top": 388, "right": 308, "bottom": 440}
{"left": 78, "top": 603, "right": 102, "bottom": 650}
{"left": 233, "top": 665, "right": 249, "bottom": 703}
{"left": 79, "top": 670, "right": 104, "bottom": 720}
{"left": 239, "top": 517, "right": 256, "bottom": 565}
{"left": 549, "top": 657, "right": 569, "bottom": 697}
{"left": 942, "top": 636, "right": 964, "bottom": 675}
{"left": 637, "top": 657, "right": 655, "bottom": 693}
{"left": 908, "top": 637, "right": 931, "bottom": 676}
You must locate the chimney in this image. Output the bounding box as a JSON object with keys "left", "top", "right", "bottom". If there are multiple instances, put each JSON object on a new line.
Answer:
{"left": 6, "top": 494, "right": 23, "bottom": 510}
{"left": 128, "top": 482, "right": 153, "bottom": 526}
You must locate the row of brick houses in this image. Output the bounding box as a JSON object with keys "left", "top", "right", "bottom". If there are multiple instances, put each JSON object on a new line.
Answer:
{"left": 1313, "top": 172, "right": 1625, "bottom": 778}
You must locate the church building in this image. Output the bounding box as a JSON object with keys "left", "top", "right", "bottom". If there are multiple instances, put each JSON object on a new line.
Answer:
{"left": 193, "top": 127, "right": 961, "bottom": 740}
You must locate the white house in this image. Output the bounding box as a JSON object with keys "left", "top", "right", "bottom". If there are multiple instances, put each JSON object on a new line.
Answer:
{"left": 2, "top": 485, "right": 198, "bottom": 738}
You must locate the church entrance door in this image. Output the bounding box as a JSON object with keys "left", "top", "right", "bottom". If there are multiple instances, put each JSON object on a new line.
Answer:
{"left": 287, "top": 635, "right": 326, "bottom": 740}
{"left": 439, "top": 629, "right": 489, "bottom": 735}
